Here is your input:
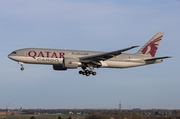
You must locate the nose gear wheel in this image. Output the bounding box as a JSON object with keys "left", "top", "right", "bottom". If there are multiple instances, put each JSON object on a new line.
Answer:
{"left": 19, "top": 62, "right": 24, "bottom": 71}
{"left": 21, "top": 67, "right": 24, "bottom": 71}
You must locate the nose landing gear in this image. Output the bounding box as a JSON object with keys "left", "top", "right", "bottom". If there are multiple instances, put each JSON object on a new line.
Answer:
{"left": 19, "top": 62, "right": 24, "bottom": 71}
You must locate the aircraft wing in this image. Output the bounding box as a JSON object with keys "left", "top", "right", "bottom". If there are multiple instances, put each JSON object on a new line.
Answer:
{"left": 80, "top": 46, "right": 139, "bottom": 62}
{"left": 144, "top": 56, "right": 172, "bottom": 61}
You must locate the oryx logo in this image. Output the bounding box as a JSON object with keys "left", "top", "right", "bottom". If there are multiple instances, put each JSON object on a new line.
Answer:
{"left": 69, "top": 61, "right": 72, "bottom": 64}
{"left": 141, "top": 35, "right": 163, "bottom": 57}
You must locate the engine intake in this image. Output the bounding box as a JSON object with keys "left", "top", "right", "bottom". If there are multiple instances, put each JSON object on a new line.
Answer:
{"left": 53, "top": 65, "right": 67, "bottom": 70}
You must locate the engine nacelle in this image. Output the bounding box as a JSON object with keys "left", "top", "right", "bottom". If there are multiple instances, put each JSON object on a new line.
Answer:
{"left": 53, "top": 65, "right": 67, "bottom": 71}
{"left": 63, "top": 58, "right": 79, "bottom": 69}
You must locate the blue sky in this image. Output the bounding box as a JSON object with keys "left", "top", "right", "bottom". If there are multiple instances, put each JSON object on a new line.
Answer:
{"left": 0, "top": 0, "right": 180, "bottom": 109}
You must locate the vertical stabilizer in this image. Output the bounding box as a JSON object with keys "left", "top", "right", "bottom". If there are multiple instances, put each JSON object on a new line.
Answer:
{"left": 136, "top": 32, "right": 164, "bottom": 57}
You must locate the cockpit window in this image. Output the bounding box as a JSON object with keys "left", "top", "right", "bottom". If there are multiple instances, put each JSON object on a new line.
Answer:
{"left": 11, "top": 51, "right": 16, "bottom": 54}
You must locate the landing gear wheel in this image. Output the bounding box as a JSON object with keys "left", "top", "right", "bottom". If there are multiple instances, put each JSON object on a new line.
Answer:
{"left": 21, "top": 67, "right": 24, "bottom": 71}
{"left": 80, "top": 67, "right": 97, "bottom": 76}
{"left": 85, "top": 70, "right": 89, "bottom": 73}
{"left": 82, "top": 72, "right": 86, "bottom": 75}
{"left": 86, "top": 73, "right": 90, "bottom": 76}
{"left": 92, "top": 72, "right": 96, "bottom": 76}
{"left": 79, "top": 71, "right": 83, "bottom": 74}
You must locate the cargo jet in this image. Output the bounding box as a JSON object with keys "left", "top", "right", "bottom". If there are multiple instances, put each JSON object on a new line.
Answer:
{"left": 8, "top": 32, "right": 171, "bottom": 76}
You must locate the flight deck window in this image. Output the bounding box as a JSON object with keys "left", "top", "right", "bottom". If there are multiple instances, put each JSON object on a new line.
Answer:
{"left": 11, "top": 52, "right": 16, "bottom": 54}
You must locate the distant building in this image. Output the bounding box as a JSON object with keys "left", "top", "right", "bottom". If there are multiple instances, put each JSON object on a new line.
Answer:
{"left": 69, "top": 111, "right": 73, "bottom": 114}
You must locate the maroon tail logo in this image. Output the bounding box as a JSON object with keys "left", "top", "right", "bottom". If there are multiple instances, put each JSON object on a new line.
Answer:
{"left": 141, "top": 36, "right": 163, "bottom": 57}
{"left": 69, "top": 61, "right": 72, "bottom": 64}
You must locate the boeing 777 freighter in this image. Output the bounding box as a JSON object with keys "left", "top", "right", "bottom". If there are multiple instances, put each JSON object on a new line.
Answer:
{"left": 8, "top": 32, "right": 171, "bottom": 76}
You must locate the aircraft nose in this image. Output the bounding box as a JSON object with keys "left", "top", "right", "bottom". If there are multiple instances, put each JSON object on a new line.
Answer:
{"left": 8, "top": 54, "right": 12, "bottom": 59}
{"left": 8, "top": 53, "right": 15, "bottom": 60}
{"left": 8, "top": 51, "right": 17, "bottom": 59}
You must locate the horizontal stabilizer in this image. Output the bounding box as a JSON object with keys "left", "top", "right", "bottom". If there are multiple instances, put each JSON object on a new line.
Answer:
{"left": 144, "top": 56, "right": 172, "bottom": 61}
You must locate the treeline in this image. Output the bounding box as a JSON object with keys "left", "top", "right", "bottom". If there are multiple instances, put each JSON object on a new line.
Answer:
{"left": 2, "top": 108, "right": 180, "bottom": 119}
{"left": 85, "top": 113, "right": 180, "bottom": 119}
{"left": 21, "top": 109, "right": 180, "bottom": 116}
{"left": 19, "top": 109, "right": 180, "bottom": 116}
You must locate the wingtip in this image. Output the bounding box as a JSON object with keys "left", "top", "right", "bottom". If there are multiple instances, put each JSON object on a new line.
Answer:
{"left": 131, "top": 45, "right": 140, "bottom": 48}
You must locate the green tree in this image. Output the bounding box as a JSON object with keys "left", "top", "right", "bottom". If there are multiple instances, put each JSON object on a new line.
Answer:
{"left": 58, "top": 116, "right": 63, "bottom": 119}
{"left": 30, "top": 116, "right": 36, "bottom": 119}
{"left": 155, "top": 111, "right": 159, "bottom": 115}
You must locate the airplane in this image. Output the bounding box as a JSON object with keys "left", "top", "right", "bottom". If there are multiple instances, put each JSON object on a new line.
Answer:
{"left": 8, "top": 32, "right": 171, "bottom": 76}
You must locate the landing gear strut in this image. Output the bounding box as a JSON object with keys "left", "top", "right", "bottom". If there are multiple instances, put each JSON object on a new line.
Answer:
{"left": 19, "top": 62, "right": 24, "bottom": 71}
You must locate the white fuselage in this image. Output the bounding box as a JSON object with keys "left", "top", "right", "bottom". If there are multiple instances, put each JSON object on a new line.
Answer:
{"left": 8, "top": 48, "right": 162, "bottom": 69}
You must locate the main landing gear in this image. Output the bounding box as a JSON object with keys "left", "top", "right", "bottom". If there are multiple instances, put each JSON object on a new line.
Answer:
{"left": 19, "top": 62, "right": 24, "bottom": 71}
{"left": 79, "top": 68, "right": 97, "bottom": 76}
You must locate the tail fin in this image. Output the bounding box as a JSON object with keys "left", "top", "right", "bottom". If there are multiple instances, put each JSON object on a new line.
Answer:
{"left": 136, "top": 32, "right": 164, "bottom": 57}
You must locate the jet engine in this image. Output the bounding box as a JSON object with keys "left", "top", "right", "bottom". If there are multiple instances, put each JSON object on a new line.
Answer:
{"left": 63, "top": 58, "right": 80, "bottom": 69}
{"left": 53, "top": 64, "right": 67, "bottom": 70}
